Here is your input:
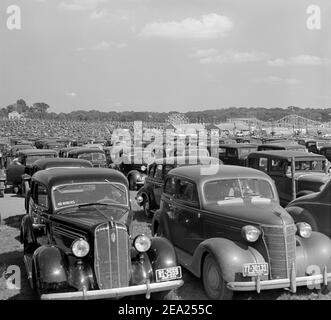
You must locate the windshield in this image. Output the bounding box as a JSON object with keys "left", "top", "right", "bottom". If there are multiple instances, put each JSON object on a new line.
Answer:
{"left": 204, "top": 178, "right": 275, "bottom": 203}
{"left": 78, "top": 152, "right": 106, "bottom": 162}
{"left": 26, "top": 154, "right": 55, "bottom": 165}
{"left": 294, "top": 160, "right": 325, "bottom": 171}
{"left": 53, "top": 182, "right": 128, "bottom": 210}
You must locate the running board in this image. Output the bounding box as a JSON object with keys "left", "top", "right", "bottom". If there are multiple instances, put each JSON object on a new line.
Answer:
{"left": 23, "top": 254, "right": 33, "bottom": 288}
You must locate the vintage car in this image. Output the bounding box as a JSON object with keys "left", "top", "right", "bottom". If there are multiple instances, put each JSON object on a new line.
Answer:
{"left": 21, "top": 158, "right": 93, "bottom": 200}
{"left": 297, "top": 138, "right": 330, "bottom": 154}
{"left": 114, "top": 149, "right": 155, "bottom": 190}
{"left": 20, "top": 168, "right": 183, "bottom": 300}
{"left": 6, "top": 149, "right": 57, "bottom": 194}
{"left": 319, "top": 145, "right": 331, "bottom": 162}
{"left": 218, "top": 143, "right": 258, "bottom": 166}
{"left": 136, "top": 156, "right": 222, "bottom": 218}
{"left": 286, "top": 178, "right": 331, "bottom": 236}
{"left": 257, "top": 142, "right": 307, "bottom": 152}
{"left": 67, "top": 147, "right": 107, "bottom": 168}
{"left": 152, "top": 165, "right": 331, "bottom": 299}
{"left": 247, "top": 150, "right": 330, "bottom": 206}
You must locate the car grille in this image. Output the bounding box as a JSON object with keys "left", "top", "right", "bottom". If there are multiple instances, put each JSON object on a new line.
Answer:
{"left": 261, "top": 223, "right": 296, "bottom": 279}
{"left": 94, "top": 222, "right": 130, "bottom": 289}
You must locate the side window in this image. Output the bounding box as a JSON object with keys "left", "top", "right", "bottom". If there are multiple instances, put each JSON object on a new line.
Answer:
{"left": 36, "top": 184, "right": 49, "bottom": 209}
{"left": 226, "top": 148, "right": 237, "bottom": 158}
{"left": 154, "top": 164, "right": 163, "bottom": 179}
{"left": 258, "top": 157, "right": 268, "bottom": 172}
{"left": 270, "top": 159, "right": 285, "bottom": 173}
{"left": 248, "top": 157, "right": 259, "bottom": 169}
{"left": 175, "top": 179, "right": 199, "bottom": 204}
{"left": 164, "top": 177, "right": 176, "bottom": 195}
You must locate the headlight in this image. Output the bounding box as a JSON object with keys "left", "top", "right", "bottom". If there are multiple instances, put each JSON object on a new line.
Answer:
{"left": 296, "top": 222, "right": 312, "bottom": 238}
{"left": 133, "top": 234, "right": 151, "bottom": 253}
{"left": 136, "top": 195, "right": 144, "bottom": 203}
{"left": 141, "top": 165, "right": 146, "bottom": 171}
{"left": 241, "top": 225, "right": 261, "bottom": 242}
{"left": 72, "top": 239, "right": 90, "bottom": 257}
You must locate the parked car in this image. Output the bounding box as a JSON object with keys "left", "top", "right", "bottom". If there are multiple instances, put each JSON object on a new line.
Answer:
{"left": 257, "top": 142, "right": 307, "bottom": 152}
{"left": 152, "top": 165, "right": 331, "bottom": 299}
{"left": 67, "top": 147, "right": 107, "bottom": 168}
{"left": 136, "top": 156, "right": 222, "bottom": 218}
{"left": 319, "top": 145, "right": 331, "bottom": 162}
{"left": 6, "top": 149, "right": 57, "bottom": 194}
{"left": 114, "top": 149, "right": 155, "bottom": 190}
{"left": 286, "top": 178, "right": 331, "bottom": 236}
{"left": 297, "top": 138, "right": 331, "bottom": 154}
{"left": 247, "top": 150, "right": 330, "bottom": 206}
{"left": 20, "top": 168, "right": 183, "bottom": 300}
{"left": 21, "top": 158, "right": 93, "bottom": 199}
{"left": 218, "top": 143, "right": 258, "bottom": 166}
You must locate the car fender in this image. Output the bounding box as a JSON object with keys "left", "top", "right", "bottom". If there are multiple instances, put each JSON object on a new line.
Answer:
{"left": 127, "top": 170, "right": 141, "bottom": 182}
{"left": 20, "top": 214, "right": 37, "bottom": 246}
{"left": 147, "top": 237, "right": 178, "bottom": 271}
{"left": 285, "top": 206, "right": 318, "bottom": 231}
{"left": 32, "top": 245, "right": 69, "bottom": 287}
{"left": 190, "top": 238, "right": 266, "bottom": 283}
{"left": 296, "top": 232, "right": 331, "bottom": 276}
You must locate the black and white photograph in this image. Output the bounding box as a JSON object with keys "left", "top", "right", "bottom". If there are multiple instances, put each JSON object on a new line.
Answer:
{"left": 1, "top": 0, "right": 331, "bottom": 307}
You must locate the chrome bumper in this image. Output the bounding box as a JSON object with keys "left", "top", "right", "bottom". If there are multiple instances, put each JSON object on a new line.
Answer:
{"left": 41, "top": 280, "right": 183, "bottom": 300}
{"left": 227, "top": 266, "right": 331, "bottom": 293}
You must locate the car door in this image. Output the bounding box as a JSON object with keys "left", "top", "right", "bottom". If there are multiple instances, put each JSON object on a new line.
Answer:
{"left": 153, "top": 164, "right": 164, "bottom": 206}
{"left": 174, "top": 179, "right": 202, "bottom": 254}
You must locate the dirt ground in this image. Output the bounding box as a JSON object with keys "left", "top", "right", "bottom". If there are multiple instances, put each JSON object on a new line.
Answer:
{"left": 1, "top": 192, "right": 330, "bottom": 300}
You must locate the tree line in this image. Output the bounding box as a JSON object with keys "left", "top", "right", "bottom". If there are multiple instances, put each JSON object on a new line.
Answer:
{"left": 1, "top": 99, "right": 331, "bottom": 123}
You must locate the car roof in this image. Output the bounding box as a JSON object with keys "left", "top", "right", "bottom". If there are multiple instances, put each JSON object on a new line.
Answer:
{"left": 18, "top": 149, "right": 57, "bottom": 155}
{"left": 248, "top": 150, "right": 326, "bottom": 160}
{"left": 260, "top": 142, "right": 304, "bottom": 148}
{"left": 33, "top": 168, "right": 128, "bottom": 187}
{"left": 32, "top": 158, "right": 93, "bottom": 169}
{"left": 218, "top": 143, "right": 258, "bottom": 148}
{"left": 154, "top": 156, "right": 220, "bottom": 165}
{"left": 168, "top": 165, "right": 270, "bottom": 184}
{"left": 68, "top": 147, "right": 105, "bottom": 154}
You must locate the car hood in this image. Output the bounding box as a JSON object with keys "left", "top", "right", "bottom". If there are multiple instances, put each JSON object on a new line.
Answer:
{"left": 292, "top": 172, "right": 330, "bottom": 183}
{"left": 53, "top": 205, "right": 130, "bottom": 230}
{"left": 203, "top": 198, "right": 293, "bottom": 226}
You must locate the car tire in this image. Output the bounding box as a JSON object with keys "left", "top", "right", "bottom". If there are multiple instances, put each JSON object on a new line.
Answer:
{"left": 202, "top": 254, "right": 233, "bottom": 300}
{"left": 143, "top": 196, "right": 153, "bottom": 219}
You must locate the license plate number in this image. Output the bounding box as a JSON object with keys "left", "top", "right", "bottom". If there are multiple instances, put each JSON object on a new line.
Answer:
{"left": 242, "top": 263, "right": 268, "bottom": 277}
{"left": 155, "top": 266, "right": 182, "bottom": 282}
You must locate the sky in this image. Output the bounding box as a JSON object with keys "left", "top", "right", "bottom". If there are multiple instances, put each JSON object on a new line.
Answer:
{"left": 0, "top": 0, "right": 331, "bottom": 113}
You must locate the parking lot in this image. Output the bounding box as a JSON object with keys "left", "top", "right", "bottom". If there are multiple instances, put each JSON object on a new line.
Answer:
{"left": 1, "top": 191, "right": 330, "bottom": 300}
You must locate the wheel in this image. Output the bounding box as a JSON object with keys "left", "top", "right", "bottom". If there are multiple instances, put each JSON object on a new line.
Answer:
{"left": 202, "top": 254, "right": 233, "bottom": 300}
{"left": 143, "top": 196, "right": 153, "bottom": 219}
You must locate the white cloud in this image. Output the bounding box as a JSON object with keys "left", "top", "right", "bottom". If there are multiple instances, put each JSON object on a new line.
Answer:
{"left": 77, "top": 41, "right": 128, "bottom": 51}
{"left": 67, "top": 92, "right": 77, "bottom": 97}
{"left": 192, "top": 49, "right": 266, "bottom": 64}
{"left": 268, "top": 55, "right": 331, "bottom": 67}
{"left": 252, "top": 76, "right": 301, "bottom": 85}
{"left": 59, "top": 0, "right": 108, "bottom": 11}
{"left": 139, "top": 13, "right": 233, "bottom": 39}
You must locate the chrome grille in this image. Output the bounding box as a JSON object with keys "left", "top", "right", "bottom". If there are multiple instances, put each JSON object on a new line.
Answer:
{"left": 94, "top": 222, "right": 130, "bottom": 289}
{"left": 262, "top": 224, "right": 296, "bottom": 279}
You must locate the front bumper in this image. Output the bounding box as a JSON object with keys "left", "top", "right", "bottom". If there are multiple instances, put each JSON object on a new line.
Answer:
{"left": 41, "top": 279, "right": 183, "bottom": 300}
{"left": 227, "top": 266, "right": 331, "bottom": 293}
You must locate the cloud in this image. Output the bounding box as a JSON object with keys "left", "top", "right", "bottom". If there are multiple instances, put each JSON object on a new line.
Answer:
{"left": 59, "top": 0, "right": 108, "bottom": 11}
{"left": 191, "top": 49, "right": 266, "bottom": 64}
{"left": 77, "top": 41, "right": 128, "bottom": 51}
{"left": 67, "top": 92, "right": 77, "bottom": 97}
{"left": 139, "top": 13, "right": 233, "bottom": 39}
{"left": 268, "top": 55, "right": 331, "bottom": 67}
{"left": 252, "top": 76, "right": 301, "bottom": 85}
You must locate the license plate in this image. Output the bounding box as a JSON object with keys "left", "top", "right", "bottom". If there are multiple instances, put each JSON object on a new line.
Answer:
{"left": 155, "top": 266, "right": 182, "bottom": 282}
{"left": 242, "top": 263, "right": 268, "bottom": 277}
